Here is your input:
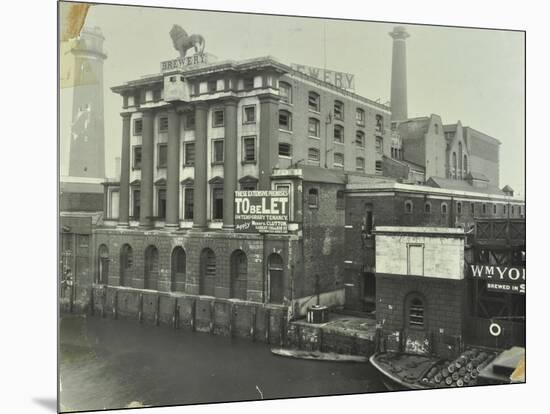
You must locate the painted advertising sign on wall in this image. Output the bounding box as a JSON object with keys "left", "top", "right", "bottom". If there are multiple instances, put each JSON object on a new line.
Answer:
{"left": 469, "top": 265, "right": 526, "bottom": 295}
{"left": 234, "top": 191, "right": 289, "bottom": 234}
{"left": 290, "top": 63, "right": 355, "bottom": 91}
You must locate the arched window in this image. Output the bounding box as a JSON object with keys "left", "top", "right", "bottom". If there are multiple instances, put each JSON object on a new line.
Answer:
{"left": 355, "top": 130, "right": 365, "bottom": 147}
{"left": 375, "top": 115, "right": 384, "bottom": 133}
{"left": 406, "top": 294, "right": 426, "bottom": 329}
{"left": 98, "top": 244, "right": 109, "bottom": 285}
{"left": 458, "top": 142, "right": 463, "bottom": 178}
{"left": 144, "top": 245, "right": 159, "bottom": 290}
{"left": 463, "top": 154, "right": 468, "bottom": 175}
{"left": 356, "top": 108, "right": 365, "bottom": 126}
{"left": 200, "top": 248, "right": 216, "bottom": 296}
{"left": 333, "top": 152, "right": 344, "bottom": 168}
{"left": 334, "top": 125, "right": 344, "bottom": 143}
{"left": 441, "top": 202, "right": 448, "bottom": 215}
{"left": 171, "top": 247, "right": 186, "bottom": 292}
{"left": 334, "top": 100, "right": 344, "bottom": 120}
{"left": 452, "top": 152, "right": 457, "bottom": 179}
{"left": 307, "top": 148, "right": 320, "bottom": 164}
{"left": 424, "top": 202, "right": 432, "bottom": 214}
{"left": 308, "top": 117, "right": 320, "bottom": 137}
{"left": 434, "top": 123, "right": 439, "bottom": 134}
{"left": 457, "top": 202, "right": 462, "bottom": 215}
{"left": 119, "top": 244, "right": 133, "bottom": 287}
{"left": 404, "top": 200, "right": 413, "bottom": 214}
{"left": 279, "top": 81, "right": 292, "bottom": 104}
{"left": 308, "top": 91, "right": 320, "bottom": 112}
{"left": 482, "top": 204, "right": 487, "bottom": 215}
{"left": 308, "top": 188, "right": 319, "bottom": 208}
{"left": 493, "top": 204, "right": 497, "bottom": 214}
{"left": 278, "top": 110, "right": 292, "bottom": 131}
{"left": 336, "top": 190, "right": 345, "bottom": 209}
{"left": 268, "top": 253, "right": 284, "bottom": 304}
{"left": 230, "top": 250, "right": 247, "bottom": 300}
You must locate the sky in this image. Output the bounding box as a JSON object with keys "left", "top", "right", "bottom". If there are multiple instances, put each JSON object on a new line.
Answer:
{"left": 69, "top": 2, "right": 525, "bottom": 195}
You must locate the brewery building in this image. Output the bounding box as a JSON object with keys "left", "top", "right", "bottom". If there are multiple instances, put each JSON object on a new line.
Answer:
{"left": 63, "top": 25, "right": 525, "bottom": 352}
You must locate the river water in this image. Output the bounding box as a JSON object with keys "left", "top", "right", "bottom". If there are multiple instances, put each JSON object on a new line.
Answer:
{"left": 59, "top": 314, "right": 385, "bottom": 412}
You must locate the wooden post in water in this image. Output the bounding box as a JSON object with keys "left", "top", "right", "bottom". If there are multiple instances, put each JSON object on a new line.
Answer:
{"left": 209, "top": 301, "right": 215, "bottom": 333}
{"left": 138, "top": 293, "right": 144, "bottom": 323}
{"left": 155, "top": 295, "right": 160, "bottom": 326}
{"left": 113, "top": 290, "right": 118, "bottom": 320}
{"left": 265, "top": 307, "right": 271, "bottom": 344}
{"left": 191, "top": 299, "right": 196, "bottom": 332}
{"left": 250, "top": 306, "right": 257, "bottom": 341}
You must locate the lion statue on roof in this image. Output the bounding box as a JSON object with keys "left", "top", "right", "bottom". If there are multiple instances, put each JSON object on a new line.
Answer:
{"left": 169, "top": 24, "right": 205, "bottom": 58}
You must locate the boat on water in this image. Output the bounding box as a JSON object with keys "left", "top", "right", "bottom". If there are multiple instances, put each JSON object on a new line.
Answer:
{"left": 271, "top": 348, "right": 368, "bottom": 362}
{"left": 369, "top": 348, "right": 500, "bottom": 391}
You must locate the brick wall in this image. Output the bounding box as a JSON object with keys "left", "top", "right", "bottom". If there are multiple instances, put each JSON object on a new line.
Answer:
{"left": 376, "top": 273, "right": 465, "bottom": 357}
{"left": 93, "top": 229, "right": 299, "bottom": 304}
{"left": 301, "top": 181, "right": 346, "bottom": 298}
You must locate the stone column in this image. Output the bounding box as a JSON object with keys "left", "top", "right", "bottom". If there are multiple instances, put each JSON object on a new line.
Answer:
{"left": 222, "top": 97, "right": 239, "bottom": 230}
{"left": 193, "top": 103, "right": 209, "bottom": 230}
{"left": 139, "top": 110, "right": 154, "bottom": 228}
{"left": 117, "top": 113, "right": 131, "bottom": 227}
{"left": 258, "top": 93, "right": 280, "bottom": 190}
{"left": 165, "top": 108, "right": 181, "bottom": 229}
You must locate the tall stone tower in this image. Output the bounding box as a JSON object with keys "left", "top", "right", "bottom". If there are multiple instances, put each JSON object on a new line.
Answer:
{"left": 389, "top": 26, "right": 410, "bottom": 123}
{"left": 66, "top": 26, "right": 107, "bottom": 178}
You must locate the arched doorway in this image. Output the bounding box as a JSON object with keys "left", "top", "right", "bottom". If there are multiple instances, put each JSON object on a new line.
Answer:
{"left": 97, "top": 244, "right": 109, "bottom": 285}
{"left": 144, "top": 245, "right": 159, "bottom": 290}
{"left": 268, "top": 253, "right": 284, "bottom": 304}
{"left": 230, "top": 250, "right": 247, "bottom": 300}
{"left": 199, "top": 248, "right": 216, "bottom": 296}
{"left": 119, "top": 244, "right": 133, "bottom": 287}
{"left": 171, "top": 247, "right": 186, "bottom": 292}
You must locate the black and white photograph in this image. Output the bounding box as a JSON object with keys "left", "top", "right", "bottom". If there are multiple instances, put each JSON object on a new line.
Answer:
{"left": 55, "top": 1, "right": 528, "bottom": 412}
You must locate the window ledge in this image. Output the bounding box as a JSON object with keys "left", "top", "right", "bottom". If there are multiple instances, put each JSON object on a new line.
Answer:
{"left": 308, "top": 135, "right": 320, "bottom": 140}
{"left": 334, "top": 141, "right": 345, "bottom": 145}
{"left": 308, "top": 109, "right": 321, "bottom": 115}
{"left": 183, "top": 164, "right": 195, "bottom": 168}
{"left": 278, "top": 155, "right": 292, "bottom": 159}
{"left": 278, "top": 128, "right": 293, "bottom": 134}
{"left": 211, "top": 162, "right": 224, "bottom": 166}
{"left": 241, "top": 160, "right": 257, "bottom": 165}
{"left": 243, "top": 121, "right": 257, "bottom": 125}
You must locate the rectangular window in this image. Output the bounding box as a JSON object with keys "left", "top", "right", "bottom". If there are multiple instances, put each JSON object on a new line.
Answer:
{"left": 157, "top": 189, "right": 166, "bottom": 219}
{"left": 213, "top": 109, "right": 224, "bottom": 127}
{"left": 133, "top": 119, "right": 143, "bottom": 135}
{"left": 242, "top": 136, "right": 256, "bottom": 162}
{"left": 334, "top": 152, "right": 344, "bottom": 168}
{"left": 356, "top": 157, "right": 365, "bottom": 172}
{"left": 153, "top": 89, "right": 162, "bottom": 102}
{"left": 212, "top": 187, "right": 224, "bottom": 220}
{"left": 184, "top": 188, "right": 194, "bottom": 220}
{"left": 308, "top": 118, "right": 320, "bottom": 137}
{"left": 133, "top": 146, "right": 142, "bottom": 170}
{"left": 159, "top": 116, "right": 168, "bottom": 132}
{"left": 308, "top": 148, "right": 320, "bottom": 163}
{"left": 278, "top": 142, "right": 292, "bottom": 157}
{"left": 356, "top": 131, "right": 365, "bottom": 147}
{"left": 375, "top": 160, "right": 382, "bottom": 174}
{"left": 185, "top": 112, "right": 195, "bottom": 130}
{"left": 184, "top": 142, "right": 195, "bottom": 166}
{"left": 376, "top": 115, "right": 384, "bottom": 133}
{"left": 334, "top": 101, "right": 344, "bottom": 121}
{"left": 212, "top": 140, "right": 224, "bottom": 164}
{"left": 132, "top": 189, "right": 141, "bottom": 218}
{"left": 157, "top": 143, "right": 167, "bottom": 168}
{"left": 240, "top": 181, "right": 257, "bottom": 191}
{"left": 243, "top": 106, "right": 256, "bottom": 123}
{"left": 207, "top": 80, "right": 217, "bottom": 92}
{"left": 243, "top": 77, "right": 254, "bottom": 90}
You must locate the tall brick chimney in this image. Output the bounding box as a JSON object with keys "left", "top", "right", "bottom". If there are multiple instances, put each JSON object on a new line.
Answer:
{"left": 389, "top": 26, "right": 410, "bottom": 123}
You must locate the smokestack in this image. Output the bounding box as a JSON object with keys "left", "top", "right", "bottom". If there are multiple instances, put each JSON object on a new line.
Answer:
{"left": 389, "top": 26, "right": 410, "bottom": 123}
